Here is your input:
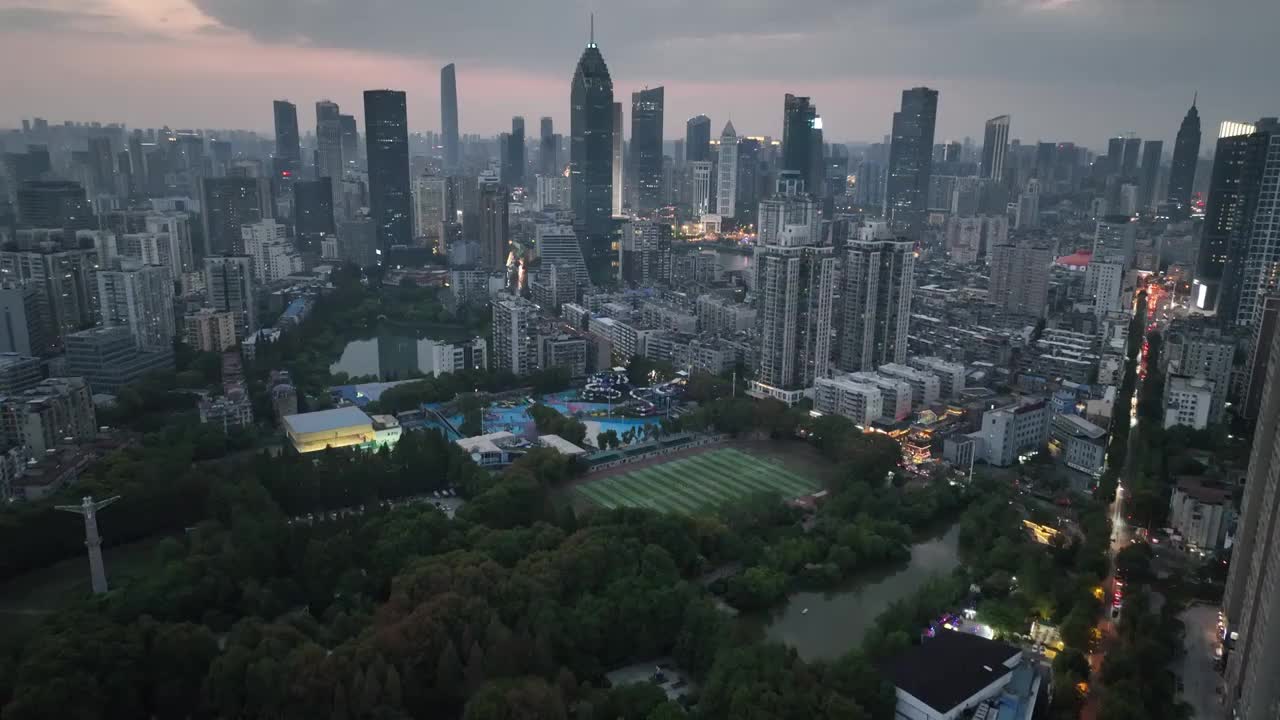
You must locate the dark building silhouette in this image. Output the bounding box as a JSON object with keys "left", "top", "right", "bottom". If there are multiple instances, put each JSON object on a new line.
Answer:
{"left": 197, "top": 176, "right": 269, "bottom": 257}
{"left": 504, "top": 116, "right": 526, "bottom": 188}
{"left": 1106, "top": 137, "right": 1125, "bottom": 176}
{"left": 885, "top": 87, "right": 939, "bottom": 233}
{"left": 1167, "top": 98, "right": 1201, "bottom": 212}
{"left": 293, "top": 179, "right": 335, "bottom": 237}
{"left": 478, "top": 174, "right": 509, "bottom": 271}
{"left": 441, "top": 64, "right": 460, "bottom": 172}
{"left": 782, "top": 94, "right": 817, "bottom": 189}
{"left": 539, "top": 116, "right": 558, "bottom": 177}
{"left": 685, "top": 115, "right": 711, "bottom": 164}
{"left": 1138, "top": 140, "right": 1163, "bottom": 210}
{"left": 339, "top": 114, "right": 359, "bottom": 170}
{"left": 570, "top": 29, "right": 615, "bottom": 282}
{"left": 630, "top": 86, "right": 664, "bottom": 211}
{"left": 1195, "top": 119, "right": 1279, "bottom": 324}
{"left": 1121, "top": 137, "right": 1142, "bottom": 179}
{"left": 15, "top": 180, "right": 93, "bottom": 229}
{"left": 363, "top": 89, "right": 412, "bottom": 259}
{"left": 272, "top": 100, "right": 301, "bottom": 174}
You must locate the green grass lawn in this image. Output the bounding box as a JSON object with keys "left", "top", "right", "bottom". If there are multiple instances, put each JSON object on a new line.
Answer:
{"left": 576, "top": 448, "right": 820, "bottom": 514}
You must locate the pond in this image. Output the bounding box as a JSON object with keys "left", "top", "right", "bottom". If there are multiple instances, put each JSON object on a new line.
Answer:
{"left": 330, "top": 335, "right": 451, "bottom": 381}
{"left": 758, "top": 524, "right": 961, "bottom": 661}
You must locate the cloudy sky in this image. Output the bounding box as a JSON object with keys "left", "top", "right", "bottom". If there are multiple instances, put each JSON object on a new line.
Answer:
{"left": 0, "top": 0, "right": 1275, "bottom": 150}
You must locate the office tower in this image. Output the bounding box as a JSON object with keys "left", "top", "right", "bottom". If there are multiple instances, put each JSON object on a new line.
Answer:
{"left": 690, "top": 161, "right": 714, "bottom": 216}
{"left": 1121, "top": 137, "right": 1142, "bottom": 179}
{"left": 338, "top": 218, "right": 378, "bottom": 268}
{"left": 293, "top": 179, "right": 336, "bottom": 237}
{"left": 504, "top": 116, "right": 526, "bottom": 188}
{"left": 364, "top": 89, "right": 412, "bottom": 257}
{"left": 716, "top": 122, "right": 739, "bottom": 220}
{"left": 1016, "top": 179, "right": 1041, "bottom": 230}
{"left": 989, "top": 240, "right": 1053, "bottom": 318}
{"left": 570, "top": 30, "right": 615, "bottom": 282}
{"left": 536, "top": 225, "right": 589, "bottom": 288}
{"left": 1094, "top": 215, "right": 1137, "bottom": 266}
{"left": 630, "top": 87, "right": 664, "bottom": 212}
{"left": 611, "top": 101, "right": 624, "bottom": 216}
{"left": 1224, "top": 315, "right": 1280, "bottom": 718}
{"left": 1167, "top": 97, "right": 1201, "bottom": 212}
{"left": 782, "top": 95, "right": 818, "bottom": 189}
{"left": 478, "top": 172, "right": 509, "bottom": 271}
{"left": 16, "top": 180, "right": 93, "bottom": 229}
{"left": 315, "top": 100, "right": 344, "bottom": 189}
{"left": 540, "top": 116, "right": 558, "bottom": 177}
{"left": 1033, "top": 142, "right": 1056, "bottom": 181}
{"left": 0, "top": 250, "right": 99, "bottom": 346}
{"left": 1138, "top": 140, "right": 1163, "bottom": 211}
{"left": 619, "top": 220, "right": 672, "bottom": 287}
{"left": 0, "top": 284, "right": 53, "bottom": 357}
{"left": 413, "top": 174, "right": 452, "bottom": 250}
{"left": 1105, "top": 137, "right": 1126, "bottom": 176}
{"left": 885, "top": 87, "right": 939, "bottom": 233}
{"left": 1194, "top": 119, "right": 1279, "bottom": 322}
{"left": 339, "top": 114, "right": 359, "bottom": 170}
{"left": 686, "top": 115, "right": 711, "bottom": 163}
{"left": 86, "top": 136, "right": 116, "bottom": 196}
{"left": 272, "top": 100, "right": 301, "bottom": 175}
{"left": 96, "top": 262, "right": 175, "bottom": 351}
{"left": 838, "top": 236, "right": 915, "bottom": 372}
{"left": 441, "top": 64, "right": 460, "bottom": 172}
{"left": 197, "top": 176, "right": 270, "bottom": 256}
{"left": 204, "top": 255, "right": 256, "bottom": 339}
{"left": 64, "top": 326, "right": 174, "bottom": 394}
{"left": 242, "top": 219, "right": 302, "bottom": 283}
{"left": 491, "top": 294, "right": 539, "bottom": 376}
{"left": 736, "top": 138, "right": 761, "bottom": 221}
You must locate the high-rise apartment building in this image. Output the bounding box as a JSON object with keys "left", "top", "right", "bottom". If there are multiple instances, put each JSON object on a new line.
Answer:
{"left": 491, "top": 294, "right": 539, "bottom": 377}
{"left": 838, "top": 235, "right": 915, "bottom": 372}
{"left": 885, "top": 87, "right": 939, "bottom": 233}
{"left": 618, "top": 220, "right": 672, "bottom": 288}
{"left": 716, "top": 122, "right": 738, "bottom": 220}
{"left": 981, "top": 115, "right": 1010, "bottom": 182}
{"left": 989, "top": 239, "right": 1053, "bottom": 318}
{"left": 570, "top": 33, "right": 615, "bottom": 282}
{"left": 478, "top": 172, "right": 509, "bottom": 272}
{"left": 630, "top": 87, "right": 664, "bottom": 211}
{"left": 0, "top": 249, "right": 99, "bottom": 347}
{"left": 241, "top": 219, "right": 303, "bottom": 283}
{"left": 413, "top": 174, "right": 453, "bottom": 250}
{"left": 197, "top": 176, "right": 270, "bottom": 256}
{"left": 440, "top": 64, "right": 460, "bottom": 172}
{"left": 364, "top": 89, "right": 412, "bottom": 257}
{"left": 96, "top": 261, "right": 176, "bottom": 351}
{"left": 204, "top": 255, "right": 256, "bottom": 339}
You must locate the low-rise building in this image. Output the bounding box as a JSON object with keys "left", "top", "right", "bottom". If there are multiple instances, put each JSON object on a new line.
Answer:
{"left": 884, "top": 631, "right": 1040, "bottom": 720}
{"left": 1049, "top": 412, "right": 1108, "bottom": 476}
{"left": 0, "top": 377, "right": 97, "bottom": 456}
{"left": 814, "top": 374, "right": 885, "bottom": 427}
{"left": 849, "top": 371, "right": 914, "bottom": 421}
{"left": 282, "top": 406, "right": 379, "bottom": 454}
{"left": 64, "top": 326, "right": 175, "bottom": 394}
{"left": 879, "top": 363, "right": 941, "bottom": 410}
{"left": 971, "top": 397, "right": 1049, "bottom": 467}
{"left": 1168, "top": 476, "right": 1235, "bottom": 553}
{"left": 907, "top": 356, "right": 967, "bottom": 400}
{"left": 430, "top": 337, "right": 488, "bottom": 376}
{"left": 199, "top": 391, "right": 254, "bottom": 433}
{"left": 0, "top": 353, "right": 43, "bottom": 395}
{"left": 184, "top": 308, "right": 239, "bottom": 352}
{"left": 456, "top": 431, "right": 586, "bottom": 468}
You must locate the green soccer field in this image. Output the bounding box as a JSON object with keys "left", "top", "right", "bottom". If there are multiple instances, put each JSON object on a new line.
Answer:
{"left": 575, "top": 448, "right": 821, "bottom": 514}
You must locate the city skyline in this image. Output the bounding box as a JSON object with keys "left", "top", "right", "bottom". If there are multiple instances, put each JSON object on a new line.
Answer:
{"left": 1, "top": 1, "right": 1277, "bottom": 148}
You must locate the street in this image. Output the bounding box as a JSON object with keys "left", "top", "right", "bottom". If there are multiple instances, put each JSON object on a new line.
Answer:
{"left": 1178, "top": 605, "right": 1224, "bottom": 720}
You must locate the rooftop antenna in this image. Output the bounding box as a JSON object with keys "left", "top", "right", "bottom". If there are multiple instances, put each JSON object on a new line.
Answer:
{"left": 56, "top": 495, "right": 121, "bottom": 594}
{"left": 1192, "top": 90, "right": 1198, "bottom": 107}
{"left": 590, "top": 13, "right": 595, "bottom": 46}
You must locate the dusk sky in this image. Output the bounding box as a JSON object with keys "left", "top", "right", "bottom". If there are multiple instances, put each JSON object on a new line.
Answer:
{"left": 1, "top": 0, "right": 1276, "bottom": 150}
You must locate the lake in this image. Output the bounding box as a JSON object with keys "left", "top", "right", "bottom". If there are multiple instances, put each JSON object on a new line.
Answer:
{"left": 760, "top": 524, "right": 961, "bottom": 661}
{"left": 330, "top": 335, "right": 447, "bottom": 381}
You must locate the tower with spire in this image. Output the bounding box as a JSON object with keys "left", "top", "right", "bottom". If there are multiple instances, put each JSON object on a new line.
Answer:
{"left": 1167, "top": 94, "right": 1201, "bottom": 214}
{"left": 716, "top": 121, "right": 739, "bottom": 220}
{"left": 570, "top": 15, "right": 615, "bottom": 283}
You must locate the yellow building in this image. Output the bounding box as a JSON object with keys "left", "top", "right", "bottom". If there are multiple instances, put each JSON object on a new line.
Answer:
{"left": 282, "top": 406, "right": 377, "bottom": 454}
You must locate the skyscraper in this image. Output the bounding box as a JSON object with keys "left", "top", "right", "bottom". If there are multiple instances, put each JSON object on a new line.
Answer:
{"left": 293, "top": 179, "right": 335, "bottom": 237}
{"left": 716, "top": 121, "right": 739, "bottom": 220}
{"left": 491, "top": 294, "right": 539, "bottom": 377}
{"left": 685, "top": 115, "right": 711, "bottom": 164}
{"left": 441, "top": 63, "right": 460, "bottom": 172}
{"left": 478, "top": 172, "right": 509, "bottom": 271}
{"left": 197, "top": 176, "right": 270, "bottom": 256}
{"left": 570, "top": 27, "right": 615, "bottom": 282}
{"left": 505, "top": 116, "right": 526, "bottom": 188}
{"left": 1194, "top": 119, "right": 1279, "bottom": 322}
{"left": 885, "top": 87, "right": 939, "bottom": 233}
{"left": 364, "top": 89, "right": 412, "bottom": 257}
{"left": 1167, "top": 97, "right": 1201, "bottom": 212}
{"left": 339, "top": 114, "right": 359, "bottom": 170}
{"left": 272, "top": 100, "right": 301, "bottom": 178}
{"left": 618, "top": 220, "right": 672, "bottom": 288}
{"left": 1238, "top": 128, "right": 1280, "bottom": 332}
{"left": 315, "top": 100, "right": 344, "bottom": 186}
{"left": 1121, "top": 137, "right": 1143, "bottom": 179}
{"left": 838, "top": 231, "right": 915, "bottom": 372}
{"left": 629, "top": 87, "right": 664, "bottom": 212}
{"left": 1138, "top": 140, "right": 1163, "bottom": 211}
{"left": 611, "top": 102, "right": 624, "bottom": 216}
{"left": 539, "top": 116, "right": 557, "bottom": 177}
{"left": 782, "top": 95, "right": 818, "bottom": 189}
{"left": 981, "top": 115, "right": 1010, "bottom": 182}
{"left": 204, "top": 255, "right": 256, "bottom": 338}
{"left": 1224, "top": 315, "right": 1280, "bottom": 718}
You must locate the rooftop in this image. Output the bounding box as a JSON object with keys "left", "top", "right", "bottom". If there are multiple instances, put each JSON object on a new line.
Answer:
{"left": 884, "top": 632, "right": 1022, "bottom": 715}
{"left": 282, "top": 406, "right": 373, "bottom": 435}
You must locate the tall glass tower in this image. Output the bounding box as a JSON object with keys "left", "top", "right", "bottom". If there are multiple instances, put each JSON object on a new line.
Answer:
{"left": 440, "top": 64, "right": 460, "bottom": 172}
{"left": 363, "top": 89, "right": 411, "bottom": 259}
{"left": 630, "top": 86, "right": 664, "bottom": 212}
{"left": 885, "top": 86, "right": 939, "bottom": 234}
{"left": 570, "top": 23, "right": 615, "bottom": 283}
{"left": 1167, "top": 97, "right": 1201, "bottom": 213}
